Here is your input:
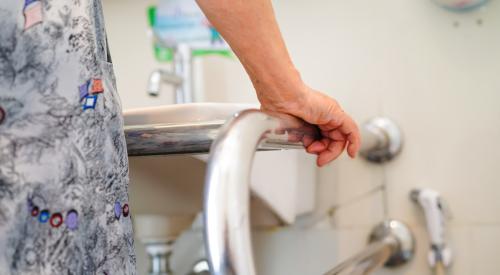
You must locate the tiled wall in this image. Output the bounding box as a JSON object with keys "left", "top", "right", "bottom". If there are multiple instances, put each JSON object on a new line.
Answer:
{"left": 103, "top": 0, "right": 500, "bottom": 274}
{"left": 284, "top": 1, "right": 500, "bottom": 274}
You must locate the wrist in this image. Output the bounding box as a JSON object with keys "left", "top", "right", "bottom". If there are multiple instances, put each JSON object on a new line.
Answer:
{"left": 253, "top": 66, "right": 309, "bottom": 113}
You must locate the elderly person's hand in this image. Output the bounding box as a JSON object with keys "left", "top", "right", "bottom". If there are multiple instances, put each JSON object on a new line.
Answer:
{"left": 197, "top": 0, "right": 360, "bottom": 166}
{"left": 258, "top": 83, "right": 360, "bottom": 166}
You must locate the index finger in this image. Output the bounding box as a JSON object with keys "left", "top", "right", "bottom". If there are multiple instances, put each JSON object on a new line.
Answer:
{"left": 337, "top": 115, "right": 360, "bottom": 158}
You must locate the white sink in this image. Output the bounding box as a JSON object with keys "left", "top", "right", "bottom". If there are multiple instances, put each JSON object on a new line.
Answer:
{"left": 123, "top": 102, "right": 256, "bottom": 126}
{"left": 124, "top": 103, "right": 316, "bottom": 225}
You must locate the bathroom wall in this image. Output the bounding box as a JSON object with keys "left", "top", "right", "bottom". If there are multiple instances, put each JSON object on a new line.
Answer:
{"left": 103, "top": 0, "right": 500, "bottom": 274}
{"left": 272, "top": 1, "right": 500, "bottom": 274}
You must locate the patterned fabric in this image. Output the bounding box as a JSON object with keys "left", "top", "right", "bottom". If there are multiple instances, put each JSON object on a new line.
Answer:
{"left": 0, "top": 0, "right": 136, "bottom": 274}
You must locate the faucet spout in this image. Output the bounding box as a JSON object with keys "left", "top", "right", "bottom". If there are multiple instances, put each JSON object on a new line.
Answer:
{"left": 147, "top": 44, "right": 194, "bottom": 104}
{"left": 147, "top": 69, "right": 183, "bottom": 97}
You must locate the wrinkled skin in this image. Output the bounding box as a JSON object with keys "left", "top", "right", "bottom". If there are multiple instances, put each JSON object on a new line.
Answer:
{"left": 259, "top": 85, "right": 360, "bottom": 167}
{"left": 197, "top": 0, "right": 361, "bottom": 166}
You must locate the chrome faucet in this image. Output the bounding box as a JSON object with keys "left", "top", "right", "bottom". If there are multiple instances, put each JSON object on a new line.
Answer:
{"left": 147, "top": 44, "right": 193, "bottom": 104}
{"left": 147, "top": 69, "right": 182, "bottom": 96}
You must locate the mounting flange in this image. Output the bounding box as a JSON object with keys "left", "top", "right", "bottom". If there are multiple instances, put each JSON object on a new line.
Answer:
{"left": 359, "top": 117, "right": 403, "bottom": 163}
{"left": 368, "top": 219, "right": 415, "bottom": 267}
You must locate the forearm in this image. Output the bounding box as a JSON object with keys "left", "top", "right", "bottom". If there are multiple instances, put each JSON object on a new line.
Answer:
{"left": 196, "top": 0, "right": 305, "bottom": 106}
{"left": 197, "top": 0, "right": 361, "bottom": 163}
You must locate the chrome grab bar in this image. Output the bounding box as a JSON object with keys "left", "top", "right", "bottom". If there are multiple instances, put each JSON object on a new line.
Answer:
{"left": 124, "top": 110, "right": 319, "bottom": 156}
{"left": 125, "top": 112, "right": 402, "bottom": 160}
{"left": 123, "top": 106, "right": 409, "bottom": 275}
{"left": 324, "top": 240, "right": 395, "bottom": 275}
{"left": 323, "top": 220, "right": 415, "bottom": 275}
{"left": 203, "top": 109, "right": 320, "bottom": 275}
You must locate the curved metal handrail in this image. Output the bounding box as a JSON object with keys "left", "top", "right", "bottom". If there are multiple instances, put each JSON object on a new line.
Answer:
{"left": 124, "top": 106, "right": 407, "bottom": 275}
{"left": 203, "top": 109, "right": 320, "bottom": 275}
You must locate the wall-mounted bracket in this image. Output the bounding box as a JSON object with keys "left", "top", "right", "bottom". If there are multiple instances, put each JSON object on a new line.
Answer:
{"left": 360, "top": 117, "right": 403, "bottom": 163}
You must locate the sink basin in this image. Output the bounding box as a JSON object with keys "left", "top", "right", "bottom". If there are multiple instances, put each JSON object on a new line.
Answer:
{"left": 124, "top": 102, "right": 257, "bottom": 126}
{"left": 123, "top": 103, "right": 316, "bottom": 225}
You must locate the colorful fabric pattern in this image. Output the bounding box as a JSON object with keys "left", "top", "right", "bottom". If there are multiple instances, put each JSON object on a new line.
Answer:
{"left": 0, "top": 0, "right": 136, "bottom": 274}
{"left": 23, "top": 1, "right": 43, "bottom": 30}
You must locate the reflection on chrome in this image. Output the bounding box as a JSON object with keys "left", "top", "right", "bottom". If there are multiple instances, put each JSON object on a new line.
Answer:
{"left": 203, "top": 110, "right": 319, "bottom": 275}
{"left": 124, "top": 109, "right": 320, "bottom": 156}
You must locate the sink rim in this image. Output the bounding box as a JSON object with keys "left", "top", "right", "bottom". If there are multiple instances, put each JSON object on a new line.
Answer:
{"left": 123, "top": 102, "right": 258, "bottom": 126}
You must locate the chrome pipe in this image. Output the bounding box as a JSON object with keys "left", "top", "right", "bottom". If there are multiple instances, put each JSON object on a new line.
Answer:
{"left": 125, "top": 121, "right": 224, "bottom": 156}
{"left": 202, "top": 110, "right": 319, "bottom": 275}
{"left": 124, "top": 111, "right": 318, "bottom": 156}
{"left": 173, "top": 44, "right": 193, "bottom": 104}
{"left": 323, "top": 239, "right": 396, "bottom": 275}
{"left": 323, "top": 220, "right": 415, "bottom": 275}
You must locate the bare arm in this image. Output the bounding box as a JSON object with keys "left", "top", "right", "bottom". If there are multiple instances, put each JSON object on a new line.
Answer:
{"left": 197, "top": 0, "right": 360, "bottom": 166}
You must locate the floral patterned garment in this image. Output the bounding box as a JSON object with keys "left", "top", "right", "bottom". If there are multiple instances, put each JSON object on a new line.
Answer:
{"left": 0, "top": 0, "right": 136, "bottom": 274}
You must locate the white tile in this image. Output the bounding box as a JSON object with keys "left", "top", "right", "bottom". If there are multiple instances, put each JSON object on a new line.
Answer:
{"left": 134, "top": 237, "right": 148, "bottom": 275}
{"left": 471, "top": 225, "right": 500, "bottom": 274}
{"left": 253, "top": 228, "right": 340, "bottom": 275}
{"left": 448, "top": 226, "right": 474, "bottom": 275}
{"left": 379, "top": 38, "right": 500, "bottom": 225}
{"left": 373, "top": 225, "right": 472, "bottom": 275}
{"left": 278, "top": 0, "right": 500, "bottom": 229}
{"left": 333, "top": 188, "right": 386, "bottom": 228}
{"left": 378, "top": 2, "right": 500, "bottom": 224}
{"left": 335, "top": 227, "right": 372, "bottom": 261}
{"left": 334, "top": 156, "right": 385, "bottom": 206}
{"left": 128, "top": 155, "right": 206, "bottom": 215}
{"left": 252, "top": 224, "right": 475, "bottom": 275}
{"left": 383, "top": 80, "right": 500, "bottom": 226}
{"left": 317, "top": 156, "right": 386, "bottom": 229}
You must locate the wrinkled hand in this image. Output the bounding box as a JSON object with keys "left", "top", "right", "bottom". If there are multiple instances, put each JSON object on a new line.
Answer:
{"left": 259, "top": 86, "right": 361, "bottom": 167}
